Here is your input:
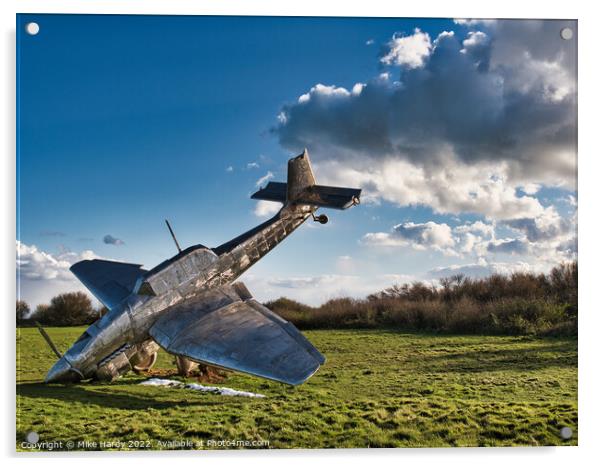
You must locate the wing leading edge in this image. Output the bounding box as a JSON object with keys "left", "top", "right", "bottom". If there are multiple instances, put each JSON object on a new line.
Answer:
{"left": 149, "top": 283, "right": 325, "bottom": 385}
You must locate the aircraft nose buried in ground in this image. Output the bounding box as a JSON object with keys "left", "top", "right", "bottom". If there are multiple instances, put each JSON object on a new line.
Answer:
{"left": 43, "top": 150, "right": 361, "bottom": 386}
{"left": 46, "top": 357, "right": 81, "bottom": 383}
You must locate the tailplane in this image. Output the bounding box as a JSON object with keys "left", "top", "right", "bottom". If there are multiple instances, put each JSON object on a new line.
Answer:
{"left": 251, "top": 150, "right": 361, "bottom": 210}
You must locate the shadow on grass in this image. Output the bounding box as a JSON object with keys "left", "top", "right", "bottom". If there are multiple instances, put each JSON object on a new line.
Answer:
{"left": 415, "top": 341, "right": 577, "bottom": 373}
{"left": 16, "top": 380, "right": 251, "bottom": 411}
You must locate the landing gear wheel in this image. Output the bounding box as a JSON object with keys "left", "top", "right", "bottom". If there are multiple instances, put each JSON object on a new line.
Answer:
{"left": 312, "top": 213, "right": 329, "bottom": 224}
{"left": 132, "top": 351, "right": 158, "bottom": 373}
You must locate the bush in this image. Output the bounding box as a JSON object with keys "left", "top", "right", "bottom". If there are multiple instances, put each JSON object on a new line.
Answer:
{"left": 265, "top": 262, "right": 578, "bottom": 336}
{"left": 34, "top": 292, "right": 98, "bottom": 326}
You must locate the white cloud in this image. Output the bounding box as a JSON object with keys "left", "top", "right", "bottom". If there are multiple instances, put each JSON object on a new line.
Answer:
{"left": 315, "top": 157, "right": 546, "bottom": 221}
{"left": 361, "top": 205, "right": 576, "bottom": 266}
{"left": 428, "top": 258, "right": 534, "bottom": 280}
{"left": 521, "top": 183, "right": 541, "bottom": 195}
{"left": 246, "top": 162, "right": 260, "bottom": 169}
{"left": 453, "top": 220, "right": 495, "bottom": 237}
{"left": 489, "top": 207, "right": 577, "bottom": 264}
{"left": 253, "top": 200, "right": 281, "bottom": 218}
{"left": 226, "top": 165, "right": 234, "bottom": 172}
{"left": 462, "top": 30, "right": 488, "bottom": 49}
{"left": 380, "top": 28, "right": 432, "bottom": 69}
{"left": 274, "top": 20, "right": 577, "bottom": 217}
{"left": 362, "top": 219, "right": 497, "bottom": 258}
{"left": 362, "top": 221, "right": 456, "bottom": 255}
{"left": 255, "top": 171, "right": 274, "bottom": 187}
{"left": 18, "top": 241, "right": 76, "bottom": 282}
{"left": 297, "top": 83, "right": 351, "bottom": 105}
{"left": 16, "top": 241, "right": 101, "bottom": 307}
{"left": 487, "top": 238, "right": 529, "bottom": 255}
{"left": 503, "top": 207, "right": 572, "bottom": 242}
{"left": 243, "top": 272, "right": 417, "bottom": 306}
{"left": 453, "top": 221, "right": 495, "bottom": 256}
{"left": 351, "top": 83, "right": 365, "bottom": 95}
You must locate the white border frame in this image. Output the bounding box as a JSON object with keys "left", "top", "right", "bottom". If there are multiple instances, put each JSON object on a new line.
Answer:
{"left": 3, "top": 1, "right": 599, "bottom": 465}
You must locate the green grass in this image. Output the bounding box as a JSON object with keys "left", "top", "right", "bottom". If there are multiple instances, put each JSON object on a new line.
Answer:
{"left": 16, "top": 327, "right": 577, "bottom": 450}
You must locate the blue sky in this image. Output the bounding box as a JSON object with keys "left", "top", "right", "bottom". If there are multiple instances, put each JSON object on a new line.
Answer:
{"left": 17, "top": 15, "right": 577, "bottom": 306}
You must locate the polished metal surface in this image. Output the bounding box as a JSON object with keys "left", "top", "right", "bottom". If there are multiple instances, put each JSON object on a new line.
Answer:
{"left": 150, "top": 284, "right": 324, "bottom": 385}
{"left": 45, "top": 150, "right": 361, "bottom": 385}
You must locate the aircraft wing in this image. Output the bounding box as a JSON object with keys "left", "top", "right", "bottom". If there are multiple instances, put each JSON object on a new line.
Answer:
{"left": 70, "top": 259, "right": 147, "bottom": 310}
{"left": 149, "top": 283, "right": 325, "bottom": 385}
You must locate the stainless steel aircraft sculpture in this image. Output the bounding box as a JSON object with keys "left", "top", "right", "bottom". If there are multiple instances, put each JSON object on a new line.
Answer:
{"left": 45, "top": 150, "right": 361, "bottom": 386}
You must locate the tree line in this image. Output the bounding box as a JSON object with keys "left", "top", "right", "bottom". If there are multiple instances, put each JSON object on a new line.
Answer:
{"left": 265, "top": 262, "right": 577, "bottom": 336}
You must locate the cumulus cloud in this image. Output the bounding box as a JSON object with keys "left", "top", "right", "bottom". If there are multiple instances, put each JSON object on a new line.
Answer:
{"left": 503, "top": 207, "right": 572, "bottom": 242}
{"left": 520, "top": 183, "right": 541, "bottom": 195}
{"left": 17, "top": 241, "right": 100, "bottom": 307}
{"left": 18, "top": 241, "right": 85, "bottom": 281}
{"left": 461, "top": 31, "right": 491, "bottom": 71}
{"left": 103, "top": 234, "right": 124, "bottom": 246}
{"left": 250, "top": 19, "right": 577, "bottom": 300}
{"left": 317, "top": 158, "right": 546, "bottom": 220}
{"left": 380, "top": 28, "right": 432, "bottom": 69}
{"left": 246, "top": 162, "right": 260, "bottom": 169}
{"left": 363, "top": 221, "right": 456, "bottom": 255}
{"left": 486, "top": 238, "right": 529, "bottom": 255}
{"left": 362, "top": 207, "right": 575, "bottom": 266}
{"left": 226, "top": 165, "right": 234, "bottom": 172}
{"left": 487, "top": 207, "right": 577, "bottom": 264}
{"left": 363, "top": 219, "right": 495, "bottom": 257}
{"left": 272, "top": 19, "right": 577, "bottom": 222}
{"left": 462, "top": 30, "right": 488, "bottom": 49}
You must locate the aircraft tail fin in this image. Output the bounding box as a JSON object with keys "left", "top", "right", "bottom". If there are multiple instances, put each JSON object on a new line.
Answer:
{"left": 287, "top": 149, "right": 317, "bottom": 202}
{"left": 251, "top": 150, "right": 361, "bottom": 210}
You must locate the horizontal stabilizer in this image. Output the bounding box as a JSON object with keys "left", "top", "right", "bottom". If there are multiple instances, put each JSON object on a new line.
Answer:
{"left": 251, "top": 181, "right": 287, "bottom": 203}
{"left": 301, "top": 185, "right": 361, "bottom": 210}
{"left": 70, "top": 259, "right": 147, "bottom": 310}
{"left": 252, "top": 182, "right": 361, "bottom": 210}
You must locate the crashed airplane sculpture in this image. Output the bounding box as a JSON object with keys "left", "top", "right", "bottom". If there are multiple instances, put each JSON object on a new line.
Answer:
{"left": 44, "top": 150, "right": 361, "bottom": 386}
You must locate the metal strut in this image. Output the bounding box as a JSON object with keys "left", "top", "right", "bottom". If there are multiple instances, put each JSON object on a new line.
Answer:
{"left": 165, "top": 219, "right": 182, "bottom": 253}
{"left": 35, "top": 321, "right": 62, "bottom": 359}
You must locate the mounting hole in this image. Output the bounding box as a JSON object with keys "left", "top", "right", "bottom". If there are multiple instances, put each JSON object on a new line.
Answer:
{"left": 25, "top": 22, "right": 40, "bottom": 36}
{"left": 560, "top": 27, "right": 573, "bottom": 40}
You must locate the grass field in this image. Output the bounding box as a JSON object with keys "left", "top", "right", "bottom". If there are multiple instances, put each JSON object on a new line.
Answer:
{"left": 16, "top": 327, "right": 577, "bottom": 450}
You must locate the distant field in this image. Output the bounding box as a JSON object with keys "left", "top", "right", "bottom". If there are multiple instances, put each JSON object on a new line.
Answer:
{"left": 16, "top": 327, "right": 577, "bottom": 450}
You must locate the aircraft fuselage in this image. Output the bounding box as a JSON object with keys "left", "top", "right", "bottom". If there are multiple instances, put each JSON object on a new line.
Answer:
{"left": 45, "top": 203, "right": 315, "bottom": 383}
